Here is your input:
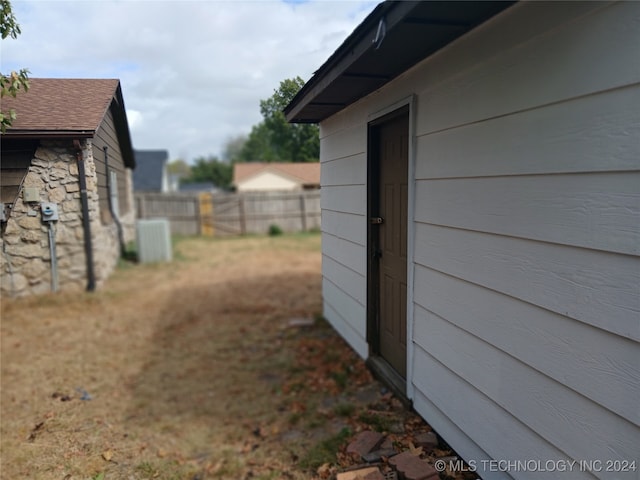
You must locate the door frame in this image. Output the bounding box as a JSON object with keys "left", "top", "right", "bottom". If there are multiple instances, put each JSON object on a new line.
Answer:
{"left": 366, "top": 95, "right": 416, "bottom": 401}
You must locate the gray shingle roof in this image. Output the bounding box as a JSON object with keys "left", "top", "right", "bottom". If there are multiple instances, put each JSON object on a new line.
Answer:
{"left": 133, "top": 150, "right": 169, "bottom": 192}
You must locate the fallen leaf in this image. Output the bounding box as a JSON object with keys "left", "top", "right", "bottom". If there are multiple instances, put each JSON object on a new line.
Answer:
{"left": 408, "top": 442, "right": 423, "bottom": 456}
{"left": 101, "top": 450, "right": 113, "bottom": 462}
{"left": 317, "top": 462, "right": 332, "bottom": 479}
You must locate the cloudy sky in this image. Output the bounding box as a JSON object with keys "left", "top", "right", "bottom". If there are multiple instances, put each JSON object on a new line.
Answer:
{"left": 1, "top": 0, "right": 378, "bottom": 162}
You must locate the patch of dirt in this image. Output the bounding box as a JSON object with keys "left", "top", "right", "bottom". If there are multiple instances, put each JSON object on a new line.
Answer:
{"left": 1, "top": 234, "right": 468, "bottom": 480}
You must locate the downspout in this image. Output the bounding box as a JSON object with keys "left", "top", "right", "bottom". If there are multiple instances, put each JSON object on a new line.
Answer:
{"left": 74, "top": 139, "right": 96, "bottom": 292}
{"left": 103, "top": 146, "right": 126, "bottom": 256}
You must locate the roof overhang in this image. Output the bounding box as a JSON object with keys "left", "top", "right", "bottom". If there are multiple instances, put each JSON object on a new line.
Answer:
{"left": 285, "top": 1, "right": 515, "bottom": 124}
{"left": 111, "top": 83, "right": 136, "bottom": 169}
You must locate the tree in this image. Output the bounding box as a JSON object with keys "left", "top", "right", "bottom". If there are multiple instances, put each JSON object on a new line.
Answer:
{"left": 184, "top": 156, "right": 233, "bottom": 190}
{"left": 237, "top": 123, "right": 276, "bottom": 163}
{"left": 167, "top": 159, "right": 191, "bottom": 178}
{"left": 222, "top": 134, "right": 247, "bottom": 163}
{"left": 237, "top": 77, "right": 319, "bottom": 163}
{"left": 1, "top": 0, "right": 29, "bottom": 133}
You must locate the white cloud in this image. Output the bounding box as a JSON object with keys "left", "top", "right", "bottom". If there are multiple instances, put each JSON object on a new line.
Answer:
{"left": 126, "top": 109, "right": 143, "bottom": 130}
{"left": 2, "top": 0, "right": 377, "bottom": 162}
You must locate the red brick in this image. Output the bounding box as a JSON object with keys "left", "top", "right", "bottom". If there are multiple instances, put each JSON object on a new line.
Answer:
{"left": 389, "top": 451, "right": 439, "bottom": 480}
{"left": 363, "top": 470, "right": 385, "bottom": 480}
{"left": 346, "top": 431, "right": 384, "bottom": 459}
{"left": 414, "top": 431, "right": 438, "bottom": 452}
{"left": 337, "top": 467, "right": 384, "bottom": 480}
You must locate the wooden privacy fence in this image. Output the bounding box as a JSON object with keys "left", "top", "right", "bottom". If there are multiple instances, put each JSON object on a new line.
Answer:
{"left": 135, "top": 193, "right": 201, "bottom": 236}
{"left": 135, "top": 190, "right": 321, "bottom": 237}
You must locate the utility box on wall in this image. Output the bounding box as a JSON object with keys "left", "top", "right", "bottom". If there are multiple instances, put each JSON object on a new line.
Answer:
{"left": 136, "top": 218, "right": 172, "bottom": 264}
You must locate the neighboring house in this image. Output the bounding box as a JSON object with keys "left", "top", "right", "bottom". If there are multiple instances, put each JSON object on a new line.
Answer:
{"left": 1, "top": 78, "right": 136, "bottom": 296}
{"left": 286, "top": 2, "right": 639, "bottom": 478}
{"left": 133, "top": 149, "right": 170, "bottom": 192}
{"left": 233, "top": 162, "right": 320, "bottom": 192}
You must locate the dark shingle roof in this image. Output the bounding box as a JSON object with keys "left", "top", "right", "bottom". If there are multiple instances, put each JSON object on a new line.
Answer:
{"left": 2, "top": 78, "right": 135, "bottom": 168}
{"left": 4, "top": 78, "right": 119, "bottom": 134}
{"left": 133, "top": 150, "right": 169, "bottom": 192}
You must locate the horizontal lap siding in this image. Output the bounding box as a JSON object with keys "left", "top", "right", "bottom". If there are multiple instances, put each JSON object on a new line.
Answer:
{"left": 415, "top": 3, "right": 640, "bottom": 136}
{"left": 415, "top": 173, "right": 639, "bottom": 256}
{"left": 406, "top": 1, "right": 640, "bottom": 477}
{"left": 411, "top": 347, "right": 599, "bottom": 480}
{"left": 413, "top": 294, "right": 639, "bottom": 466}
{"left": 323, "top": 255, "right": 365, "bottom": 306}
{"left": 416, "top": 86, "right": 640, "bottom": 178}
{"left": 323, "top": 279, "right": 367, "bottom": 359}
{"left": 321, "top": 153, "right": 366, "bottom": 186}
{"left": 320, "top": 123, "right": 368, "bottom": 358}
{"left": 414, "top": 224, "right": 640, "bottom": 343}
{"left": 93, "top": 107, "right": 131, "bottom": 220}
{"left": 321, "top": 231, "right": 365, "bottom": 274}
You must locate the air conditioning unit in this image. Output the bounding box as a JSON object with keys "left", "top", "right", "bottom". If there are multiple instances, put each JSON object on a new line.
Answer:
{"left": 136, "top": 218, "right": 172, "bottom": 263}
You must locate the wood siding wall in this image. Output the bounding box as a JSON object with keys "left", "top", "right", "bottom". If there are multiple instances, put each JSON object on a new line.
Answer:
{"left": 92, "top": 106, "right": 131, "bottom": 223}
{"left": 0, "top": 139, "right": 38, "bottom": 204}
{"left": 319, "top": 2, "right": 640, "bottom": 478}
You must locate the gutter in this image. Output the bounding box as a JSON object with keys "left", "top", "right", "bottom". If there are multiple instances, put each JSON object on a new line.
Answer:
{"left": 74, "top": 139, "right": 96, "bottom": 292}
{"left": 103, "top": 146, "right": 126, "bottom": 256}
{"left": 3, "top": 131, "right": 94, "bottom": 139}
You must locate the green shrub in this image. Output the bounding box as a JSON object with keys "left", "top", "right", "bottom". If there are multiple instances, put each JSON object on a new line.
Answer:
{"left": 268, "top": 224, "right": 283, "bottom": 236}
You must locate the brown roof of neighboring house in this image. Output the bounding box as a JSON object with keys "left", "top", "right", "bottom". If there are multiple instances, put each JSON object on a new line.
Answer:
{"left": 233, "top": 162, "right": 320, "bottom": 186}
{"left": 2, "top": 78, "right": 135, "bottom": 168}
{"left": 2, "top": 78, "right": 121, "bottom": 134}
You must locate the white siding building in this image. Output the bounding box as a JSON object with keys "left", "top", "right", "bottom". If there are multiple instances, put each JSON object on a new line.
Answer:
{"left": 285, "top": 2, "right": 640, "bottom": 478}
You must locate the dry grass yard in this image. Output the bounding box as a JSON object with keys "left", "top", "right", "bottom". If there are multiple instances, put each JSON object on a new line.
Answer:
{"left": 1, "top": 234, "right": 466, "bottom": 480}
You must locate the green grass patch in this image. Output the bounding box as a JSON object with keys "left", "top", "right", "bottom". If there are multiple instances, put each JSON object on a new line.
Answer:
{"left": 333, "top": 403, "right": 356, "bottom": 417}
{"left": 299, "top": 427, "right": 352, "bottom": 470}
{"left": 330, "top": 370, "right": 349, "bottom": 390}
{"left": 358, "top": 411, "right": 394, "bottom": 432}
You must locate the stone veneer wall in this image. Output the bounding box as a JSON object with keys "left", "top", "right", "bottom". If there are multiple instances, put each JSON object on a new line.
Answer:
{"left": 0, "top": 139, "right": 135, "bottom": 297}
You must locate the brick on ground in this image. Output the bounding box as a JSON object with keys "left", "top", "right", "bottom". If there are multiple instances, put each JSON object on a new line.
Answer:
{"left": 414, "top": 431, "right": 438, "bottom": 452}
{"left": 346, "top": 431, "right": 384, "bottom": 459}
{"left": 388, "top": 451, "right": 439, "bottom": 480}
{"left": 336, "top": 466, "right": 385, "bottom": 480}
{"left": 363, "top": 448, "right": 398, "bottom": 463}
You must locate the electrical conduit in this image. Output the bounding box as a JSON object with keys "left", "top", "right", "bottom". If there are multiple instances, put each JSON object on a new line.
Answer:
{"left": 74, "top": 140, "right": 96, "bottom": 292}
{"left": 47, "top": 220, "right": 58, "bottom": 292}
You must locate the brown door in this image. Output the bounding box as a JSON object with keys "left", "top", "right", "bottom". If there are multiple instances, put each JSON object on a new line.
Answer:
{"left": 368, "top": 107, "right": 409, "bottom": 383}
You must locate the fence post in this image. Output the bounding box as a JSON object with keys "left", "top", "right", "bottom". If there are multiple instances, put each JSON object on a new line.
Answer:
{"left": 299, "top": 192, "right": 307, "bottom": 231}
{"left": 239, "top": 194, "right": 246, "bottom": 235}
{"left": 195, "top": 194, "right": 202, "bottom": 235}
{"left": 198, "top": 193, "right": 214, "bottom": 237}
